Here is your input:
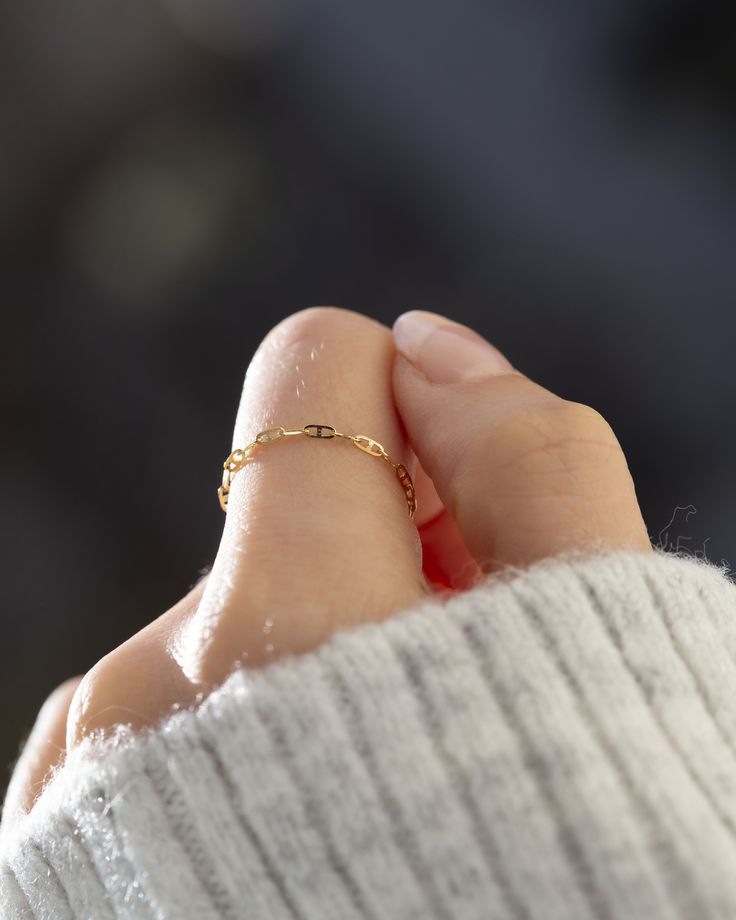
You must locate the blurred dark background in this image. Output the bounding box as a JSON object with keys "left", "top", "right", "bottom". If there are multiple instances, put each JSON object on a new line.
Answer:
{"left": 2, "top": 0, "right": 736, "bottom": 789}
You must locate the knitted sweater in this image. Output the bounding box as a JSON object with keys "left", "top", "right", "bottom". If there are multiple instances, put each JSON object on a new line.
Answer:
{"left": 3, "top": 547, "right": 736, "bottom": 919}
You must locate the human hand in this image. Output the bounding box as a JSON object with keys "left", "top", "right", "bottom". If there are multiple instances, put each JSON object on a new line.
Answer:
{"left": 3, "top": 306, "right": 651, "bottom": 827}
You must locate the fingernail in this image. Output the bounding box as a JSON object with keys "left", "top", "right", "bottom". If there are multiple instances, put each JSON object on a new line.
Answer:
{"left": 393, "top": 311, "right": 513, "bottom": 384}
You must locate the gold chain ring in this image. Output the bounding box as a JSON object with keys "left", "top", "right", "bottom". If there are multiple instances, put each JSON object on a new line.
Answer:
{"left": 218, "top": 425, "right": 417, "bottom": 518}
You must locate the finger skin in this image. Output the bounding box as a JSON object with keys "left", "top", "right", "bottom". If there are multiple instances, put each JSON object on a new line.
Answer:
{"left": 392, "top": 313, "right": 652, "bottom": 573}
{"left": 411, "top": 461, "right": 483, "bottom": 592}
{"left": 66, "top": 579, "right": 208, "bottom": 746}
{"left": 177, "top": 306, "right": 427, "bottom": 685}
{"left": 2, "top": 677, "right": 81, "bottom": 830}
{"left": 420, "top": 509, "right": 482, "bottom": 592}
{"left": 68, "top": 307, "right": 428, "bottom": 747}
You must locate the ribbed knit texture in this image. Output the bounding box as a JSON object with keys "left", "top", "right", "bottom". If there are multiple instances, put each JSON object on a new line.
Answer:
{"left": 3, "top": 547, "right": 736, "bottom": 919}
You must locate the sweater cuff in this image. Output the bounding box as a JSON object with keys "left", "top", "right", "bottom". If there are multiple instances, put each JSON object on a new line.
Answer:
{"left": 3, "top": 547, "right": 736, "bottom": 920}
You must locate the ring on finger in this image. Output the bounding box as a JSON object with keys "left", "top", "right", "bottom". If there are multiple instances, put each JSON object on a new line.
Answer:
{"left": 218, "top": 424, "right": 417, "bottom": 518}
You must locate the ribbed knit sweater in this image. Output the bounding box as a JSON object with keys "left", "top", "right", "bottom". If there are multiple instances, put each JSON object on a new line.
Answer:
{"left": 3, "top": 547, "right": 736, "bottom": 919}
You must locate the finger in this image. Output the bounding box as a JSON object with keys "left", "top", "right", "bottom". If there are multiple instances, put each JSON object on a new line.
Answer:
{"left": 412, "top": 459, "right": 443, "bottom": 525}
{"left": 411, "top": 461, "right": 483, "bottom": 592}
{"left": 2, "top": 677, "right": 81, "bottom": 831}
{"left": 181, "top": 306, "right": 427, "bottom": 683}
{"left": 69, "top": 307, "right": 427, "bottom": 746}
{"left": 420, "top": 508, "right": 483, "bottom": 592}
{"left": 67, "top": 577, "right": 208, "bottom": 745}
{"left": 392, "top": 310, "right": 651, "bottom": 573}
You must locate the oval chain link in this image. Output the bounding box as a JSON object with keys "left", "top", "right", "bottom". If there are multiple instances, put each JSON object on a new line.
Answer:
{"left": 218, "top": 424, "right": 416, "bottom": 517}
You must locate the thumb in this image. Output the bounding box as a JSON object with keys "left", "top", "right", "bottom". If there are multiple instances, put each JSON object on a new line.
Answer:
{"left": 392, "top": 310, "right": 651, "bottom": 573}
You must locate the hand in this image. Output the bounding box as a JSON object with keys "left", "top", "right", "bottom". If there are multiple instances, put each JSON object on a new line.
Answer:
{"left": 3, "top": 307, "right": 651, "bottom": 828}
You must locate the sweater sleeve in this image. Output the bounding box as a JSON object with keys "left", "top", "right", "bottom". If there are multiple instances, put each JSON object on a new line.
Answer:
{"left": 3, "top": 547, "right": 736, "bottom": 920}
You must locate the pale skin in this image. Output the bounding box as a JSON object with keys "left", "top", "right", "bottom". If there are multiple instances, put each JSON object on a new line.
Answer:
{"left": 3, "top": 306, "right": 652, "bottom": 828}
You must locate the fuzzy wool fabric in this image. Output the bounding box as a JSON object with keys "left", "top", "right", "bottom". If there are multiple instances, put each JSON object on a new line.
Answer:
{"left": 3, "top": 547, "right": 736, "bottom": 919}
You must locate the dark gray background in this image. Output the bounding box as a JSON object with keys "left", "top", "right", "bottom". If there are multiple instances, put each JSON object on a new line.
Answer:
{"left": 2, "top": 0, "right": 735, "bottom": 791}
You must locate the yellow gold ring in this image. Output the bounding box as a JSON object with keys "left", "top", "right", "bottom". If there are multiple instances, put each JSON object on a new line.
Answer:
{"left": 218, "top": 424, "right": 417, "bottom": 519}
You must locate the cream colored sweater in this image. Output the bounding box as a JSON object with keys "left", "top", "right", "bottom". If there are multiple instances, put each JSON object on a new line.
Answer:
{"left": 3, "top": 547, "right": 736, "bottom": 919}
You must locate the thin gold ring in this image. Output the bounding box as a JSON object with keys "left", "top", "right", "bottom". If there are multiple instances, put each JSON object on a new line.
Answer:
{"left": 218, "top": 424, "right": 417, "bottom": 518}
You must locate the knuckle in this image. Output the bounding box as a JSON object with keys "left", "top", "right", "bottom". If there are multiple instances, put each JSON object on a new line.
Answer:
{"left": 465, "top": 398, "right": 624, "bottom": 489}
{"left": 65, "top": 656, "right": 114, "bottom": 745}
{"left": 278, "top": 305, "right": 345, "bottom": 329}
{"left": 244, "top": 306, "right": 390, "bottom": 386}
{"left": 244, "top": 305, "right": 392, "bottom": 391}
{"left": 270, "top": 305, "right": 382, "bottom": 342}
{"left": 544, "top": 400, "right": 619, "bottom": 449}
{"left": 42, "top": 676, "right": 83, "bottom": 710}
{"left": 66, "top": 643, "right": 145, "bottom": 746}
{"left": 31, "top": 676, "right": 83, "bottom": 743}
